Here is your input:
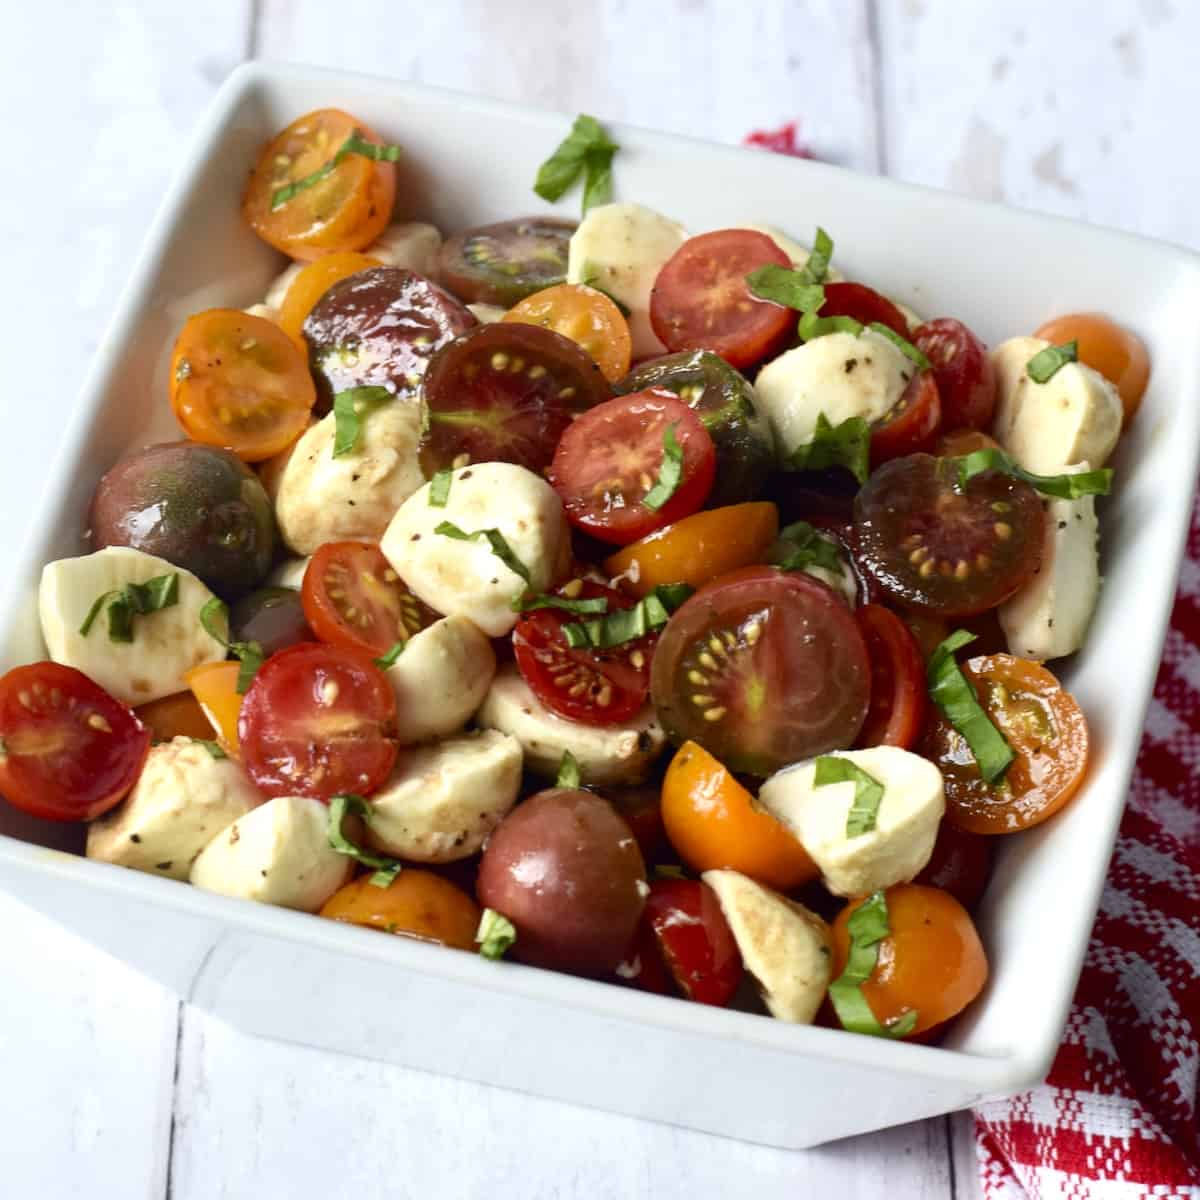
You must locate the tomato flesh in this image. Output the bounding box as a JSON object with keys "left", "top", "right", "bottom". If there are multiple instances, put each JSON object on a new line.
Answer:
{"left": 913, "top": 318, "right": 997, "bottom": 432}
{"left": 853, "top": 604, "right": 927, "bottom": 749}
{"left": 817, "top": 282, "right": 910, "bottom": 338}
{"left": 870, "top": 370, "right": 941, "bottom": 465}
{"left": 504, "top": 283, "right": 632, "bottom": 383}
{"left": 640, "top": 878, "right": 743, "bottom": 1006}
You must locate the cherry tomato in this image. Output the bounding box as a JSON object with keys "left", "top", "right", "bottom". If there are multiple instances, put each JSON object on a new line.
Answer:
{"left": 549, "top": 391, "right": 716, "bottom": 546}
{"left": 134, "top": 692, "right": 215, "bottom": 744}
{"left": 921, "top": 654, "right": 1089, "bottom": 834}
{"left": 913, "top": 318, "right": 997, "bottom": 431}
{"left": 513, "top": 583, "right": 651, "bottom": 725}
{"left": 605, "top": 781, "right": 667, "bottom": 861}
{"left": 936, "top": 429, "right": 1001, "bottom": 457}
{"left": 418, "top": 323, "right": 610, "bottom": 477}
{"left": 302, "top": 541, "right": 434, "bottom": 657}
{"left": 277, "top": 251, "right": 380, "bottom": 343}
{"left": 184, "top": 661, "right": 243, "bottom": 754}
{"left": 620, "top": 920, "right": 674, "bottom": 995}
{"left": 853, "top": 604, "right": 927, "bottom": 749}
{"left": 870, "top": 370, "right": 941, "bottom": 464}
{"left": 439, "top": 217, "right": 576, "bottom": 307}
{"left": 1033, "top": 312, "right": 1150, "bottom": 426}
{"left": 229, "top": 587, "right": 312, "bottom": 658}
{"left": 238, "top": 643, "right": 398, "bottom": 801}
{"left": 853, "top": 454, "right": 1044, "bottom": 617}
{"left": 831, "top": 885, "right": 988, "bottom": 1037}
{"left": 652, "top": 568, "right": 870, "bottom": 775}
{"left": 817, "top": 282, "right": 910, "bottom": 338}
{"left": 916, "top": 822, "right": 994, "bottom": 909}
{"left": 661, "top": 740, "right": 817, "bottom": 889}
{"left": 649, "top": 230, "right": 793, "bottom": 368}
{"left": 320, "top": 869, "right": 480, "bottom": 949}
{"left": 505, "top": 283, "right": 632, "bottom": 382}
{"left": 603, "top": 502, "right": 778, "bottom": 599}
{"left": 170, "top": 310, "right": 315, "bottom": 462}
{"left": 0, "top": 663, "right": 150, "bottom": 822}
{"left": 242, "top": 109, "right": 396, "bottom": 261}
{"left": 640, "top": 878, "right": 743, "bottom": 1006}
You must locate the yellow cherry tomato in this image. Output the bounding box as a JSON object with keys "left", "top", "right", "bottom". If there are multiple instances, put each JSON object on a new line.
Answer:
{"left": 504, "top": 283, "right": 633, "bottom": 382}
{"left": 278, "top": 251, "right": 381, "bottom": 343}
{"left": 320, "top": 869, "right": 481, "bottom": 950}
{"left": 185, "top": 661, "right": 243, "bottom": 754}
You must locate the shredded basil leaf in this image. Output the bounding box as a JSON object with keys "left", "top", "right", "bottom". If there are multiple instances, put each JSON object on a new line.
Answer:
{"left": 191, "top": 738, "right": 227, "bottom": 760}
{"left": 771, "top": 521, "right": 844, "bottom": 575}
{"left": 1026, "top": 340, "right": 1079, "bottom": 384}
{"left": 270, "top": 132, "right": 403, "bottom": 210}
{"left": 814, "top": 756, "right": 886, "bottom": 838}
{"left": 805, "top": 226, "right": 834, "bottom": 284}
{"left": 374, "top": 641, "right": 407, "bottom": 670}
{"left": 561, "top": 583, "right": 693, "bottom": 649}
{"left": 199, "top": 597, "right": 265, "bottom": 695}
{"left": 428, "top": 469, "right": 453, "bottom": 507}
{"left": 798, "top": 307, "right": 864, "bottom": 342}
{"left": 745, "top": 265, "right": 826, "bottom": 313}
{"left": 642, "top": 423, "right": 684, "bottom": 511}
{"left": 79, "top": 573, "right": 180, "bottom": 642}
{"left": 579, "top": 271, "right": 631, "bottom": 316}
{"left": 927, "top": 631, "right": 1015, "bottom": 783}
{"left": 332, "top": 386, "right": 393, "bottom": 458}
{"left": 327, "top": 795, "right": 404, "bottom": 888}
{"left": 867, "top": 322, "right": 930, "bottom": 370}
{"left": 785, "top": 413, "right": 871, "bottom": 484}
{"left": 533, "top": 114, "right": 619, "bottom": 212}
{"left": 511, "top": 592, "right": 610, "bottom": 616}
{"left": 476, "top": 908, "right": 518, "bottom": 960}
{"left": 556, "top": 750, "right": 582, "bottom": 789}
{"left": 952, "top": 447, "right": 1112, "bottom": 499}
{"left": 582, "top": 143, "right": 616, "bottom": 212}
{"left": 435, "top": 522, "right": 531, "bottom": 585}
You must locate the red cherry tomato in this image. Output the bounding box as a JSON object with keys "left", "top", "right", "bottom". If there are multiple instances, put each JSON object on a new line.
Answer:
{"left": 605, "top": 781, "right": 667, "bottom": 861}
{"left": 620, "top": 917, "right": 674, "bottom": 995}
{"left": 548, "top": 390, "right": 716, "bottom": 546}
{"left": 870, "top": 370, "right": 941, "bottom": 465}
{"left": 639, "top": 877, "right": 743, "bottom": 1006}
{"left": 818, "top": 282, "right": 910, "bottom": 338}
{"left": 913, "top": 318, "right": 997, "bottom": 432}
{"left": 0, "top": 663, "right": 150, "bottom": 822}
{"left": 853, "top": 604, "right": 927, "bottom": 749}
{"left": 649, "top": 230, "right": 793, "bottom": 368}
{"left": 238, "top": 643, "right": 398, "bottom": 800}
{"left": 915, "top": 821, "right": 994, "bottom": 910}
{"left": 512, "top": 582, "right": 652, "bottom": 725}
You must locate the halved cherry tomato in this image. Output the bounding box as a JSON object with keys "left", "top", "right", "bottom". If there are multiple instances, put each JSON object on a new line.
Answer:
{"left": 238, "top": 643, "right": 398, "bottom": 800}
{"left": 639, "top": 878, "right": 743, "bottom": 1006}
{"left": 921, "top": 654, "right": 1089, "bottom": 834}
{"left": 652, "top": 568, "right": 870, "bottom": 775}
{"left": 185, "top": 661, "right": 244, "bottom": 754}
{"left": 302, "top": 541, "right": 435, "bottom": 657}
{"left": 604, "top": 502, "right": 778, "bottom": 598}
{"left": 913, "top": 318, "right": 997, "bottom": 431}
{"left": 277, "top": 251, "right": 380, "bottom": 343}
{"left": 1033, "top": 312, "right": 1150, "bottom": 426}
{"left": 817, "top": 282, "right": 910, "bottom": 338}
{"left": 936, "top": 429, "right": 1001, "bottom": 457}
{"left": 134, "top": 692, "right": 215, "bottom": 744}
{"left": 831, "top": 884, "right": 988, "bottom": 1037}
{"left": 512, "top": 582, "right": 651, "bottom": 725}
{"left": 605, "top": 781, "right": 667, "bottom": 861}
{"left": 853, "top": 604, "right": 926, "bottom": 749}
{"left": 170, "top": 310, "right": 316, "bottom": 462}
{"left": 620, "top": 920, "right": 674, "bottom": 995}
{"left": 242, "top": 109, "right": 396, "bottom": 261}
{"left": 661, "top": 741, "right": 817, "bottom": 889}
{"left": 649, "top": 230, "right": 793, "bottom": 368}
{"left": 549, "top": 391, "right": 716, "bottom": 546}
{"left": 916, "top": 822, "right": 994, "bottom": 909}
{"left": 504, "top": 283, "right": 632, "bottom": 383}
{"left": 0, "top": 663, "right": 150, "bottom": 822}
{"left": 320, "top": 868, "right": 480, "bottom": 949}
{"left": 870, "top": 370, "right": 941, "bottom": 464}
{"left": 853, "top": 454, "right": 1044, "bottom": 617}
{"left": 439, "top": 217, "right": 576, "bottom": 307}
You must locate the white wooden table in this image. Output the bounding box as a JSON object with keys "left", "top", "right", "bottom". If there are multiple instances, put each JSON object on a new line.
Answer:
{"left": 3, "top": 2, "right": 1194, "bottom": 1196}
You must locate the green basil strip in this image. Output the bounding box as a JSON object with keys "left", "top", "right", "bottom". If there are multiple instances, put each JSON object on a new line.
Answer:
{"left": 582, "top": 143, "right": 616, "bottom": 212}
{"left": 927, "top": 631, "right": 1015, "bottom": 783}
{"left": 271, "top": 132, "right": 403, "bottom": 210}
{"left": 772, "top": 521, "right": 844, "bottom": 575}
{"left": 191, "top": 738, "right": 227, "bottom": 760}
{"left": 199, "top": 597, "right": 265, "bottom": 695}
{"left": 533, "top": 114, "right": 619, "bottom": 204}
{"left": 428, "top": 469, "right": 453, "bottom": 507}
{"left": 435, "top": 522, "right": 532, "bottom": 585}
{"left": 805, "top": 226, "right": 834, "bottom": 284}
{"left": 798, "top": 308, "right": 863, "bottom": 342}
{"left": 785, "top": 413, "right": 871, "bottom": 485}
{"left": 556, "top": 750, "right": 581, "bottom": 789}
{"left": 327, "top": 795, "right": 404, "bottom": 888}
{"left": 744, "top": 265, "right": 826, "bottom": 313}
{"left": 80, "top": 573, "right": 180, "bottom": 642}
{"left": 561, "top": 583, "right": 693, "bottom": 649}
{"left": 814, "top": 756, "right": 886, "bottom": 837}
{"left": 642, "top": 423, "right": 684, "bottom": 511}
{"left": 374, "top": 641, "right": 407, "bottom": 670}
{"left": 1026, "top": 340, "right": 1079, "bottom": 384}
{"left": 332, "top": 386, "right": 394, "bottom": 458}
{"left": 827, "top": 891, "right": 919, "bottom": 1038}
{"left": 476, "top": 908, "right": 518, "bottom": 960}
{"left": 511, "top": 592, "right": 610, "bottom": 616}
{"left": 953, "top": 447, "right": 1113, "bottom": 499}
{"left": 867, "top": 322, "right": 930, "bottom": 370}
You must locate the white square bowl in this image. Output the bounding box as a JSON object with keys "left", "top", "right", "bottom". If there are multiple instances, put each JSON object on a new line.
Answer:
{"left": 1, "top": 61, "right": 1197, "bottom": 1150}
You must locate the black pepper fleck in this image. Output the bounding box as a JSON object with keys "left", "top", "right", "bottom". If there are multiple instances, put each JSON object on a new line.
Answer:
{"left": 130, "top": 834, "right": 142, "bottom": 844}
{"left": 844, "top": 358, "right": 858, "bottom": 374}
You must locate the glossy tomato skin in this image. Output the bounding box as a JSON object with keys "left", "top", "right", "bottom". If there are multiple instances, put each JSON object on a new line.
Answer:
{"left": 641, "top": 878, "right": 743, "bottom": 1006}
{"left": 238, "top": 642, "right": 398, "bottom": 801}
{"left": 915, "top": 822, "right": 994, "bottom": 910}
{"left": 0, "top": 663, "right": 150, "bottom": 822}
{"left": 504, "top": 283, "right": 632, "bottom": 383}
{"left": 277, "top": 251, "right": 381, "bottom": 344}
{"left": 320, "top": 869, "right": 480, "bottom": 949}
{"left": 912, "top": 318, "right": 996, "bottom": 432}
{"left": 649, "top": 230, "right": 793, "bottom": 369}
{"left": 651, "top": 567, "right": 870, "bottom": 776}
{"left": 853, "top": 604, "right": 927, "bottom": 749}
{"left": 230, "top": 587, "right": 312, "bottom": 658}
{"left": 818, "top": 282, "right": 910, "bottom": 338}
{"left": 438, "top": 217, "right": 576, "bottom": 307}
{"left": 870, "top": 371, "right": 941, "bottom": 465}
{"left": 549, "top": 390, "right": 716, "bottom": 545}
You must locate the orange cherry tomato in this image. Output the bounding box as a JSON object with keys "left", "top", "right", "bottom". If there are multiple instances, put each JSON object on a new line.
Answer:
{"left": 920, "top": 654, "right": 1089, "bottom": 834}
{"left": 185, "top": 661, "right": 243, "bottom": 755}
{"left": 278, "top": 251, "right": 381, "bottom": 343}
{"left": 661, "top": 741, "right": 818, "bottom": 890}
{"left": 604, "top": 502, "right": 778, "bottom": 598}
{"left": 242, "top": 109, "right": 396, "bottom": 261}
{"left": 503, "top": 284, "right": 632, "bottom": 383}
{"left": 1033, "top": 312, "right": 1150, "bottom": 426}
{"left": 936, "top": 429, "right": 1001, "bottom": 457}
{"left": 320, "top": 869, "right": 481, "bottom": 950}
{"left": 170, "top": 310, "right": 316, "bottom": 462}
{"left": 134, "top": 692, "right": 215, "bottom": 743}
{"left": 831, "top": 884, "right": 988, "bottom": 1037}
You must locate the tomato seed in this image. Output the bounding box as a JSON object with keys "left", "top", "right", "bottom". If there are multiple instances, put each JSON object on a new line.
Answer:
{"left": 994, "top": 522, "right": 1013, "bottom": 541}
{"left": 955, "top": 560, "right": 970, "bottom": 580}
{"left": 86, "top": 712, "right": 112, "bottom": 733}
{"left": 490, "top": 352, "right": 509, "bottom": 370}
{"left": 699, "top": 652, "right": 719, "bottom": 671}
{"left": 976, "top": 553, "right": 992, "bottom": 571}
{"left": 919, "top": 560, "right": 936, "bottom": 578}
{"left": 703, "top": 706, "right": 727, "bottom": 722}
{"left": 630, "top": 650, "right": 646, "bottom": 669}
{"left": 529, "top": 365, "right": 547, "bottom": 380}
{"left": 561, "top": 579, "right": 583, "bottom": 598}
{"left": 686, "top": 669, "right": 706, "bottom": 685}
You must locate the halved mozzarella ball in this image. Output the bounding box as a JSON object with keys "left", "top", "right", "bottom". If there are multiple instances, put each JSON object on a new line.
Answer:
{"left": 39, "top": 547, "right": 227, "bottom": 706}
{"left": 736, "top": 222, "right": 845, "bottom": 281}
{"left": 366, "top": 221, "right": 442, "bottom": 275}
{"left": 754, "top": 328, "right": 913, "bottom": 458}
{"left": 386, "top": 615, "right": 496, "bottom": 743}
{"left": 381, "top": 463, "right": 571, "bottom": 638}
{"left": 475, "top": 664, "right": 666, "bottom": 785}
{"left": 758, "top": 746, "right": 944, "bottom": 898}
{"left": 364, "top": 730, "right": 522, "bottom": 863}
{"left": 702, "top": 869, "right": 832, "bottom": 1023}
{"left": 86, "top": 736, "right": 262, "bottom": 880}
{"left": 566, "top": 202, "right": 688, "bottom": 358}
{"left": 467, "top": 302, "right": 507, "bottom": 324}
{"left": 267, "top": 400, "right": 425, "bottom": 556}
{"left": 190, "top": 795, "right": 352, "bottom": 913}
{"left": 243, "top": 302, "right": 280, "bottom": 324}
{"left": 990, "top": 336, "right": 1123, "bottom": 474}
